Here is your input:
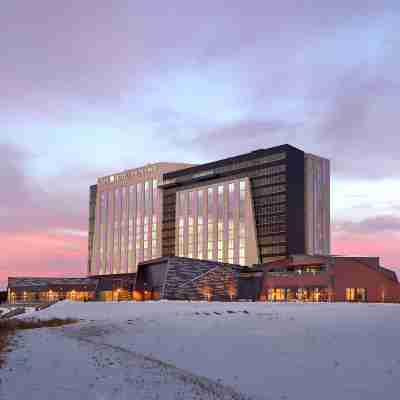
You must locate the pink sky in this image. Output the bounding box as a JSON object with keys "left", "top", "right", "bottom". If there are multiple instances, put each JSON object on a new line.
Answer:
{"left": 1, "top": 2, "right": 399, "bottom": 287}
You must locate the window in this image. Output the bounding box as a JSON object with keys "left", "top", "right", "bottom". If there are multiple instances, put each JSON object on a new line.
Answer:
{"left": 197, "top": 216, "right": 203, "bottom": 259}
{"left": 207, "top": 217, "right": 214, "bottom": 260}
{"left": 268, "top": 288, "right": 286, "bottom": 301}
{"left": 217, "top": 220, "right": 224, "bottom": 262}
{"left": 198, "top": 190, "right": 204, "bottom": 214}
{"left": 207, "top": 188, "right": 213, "bottom": 215}
{"left": 346, "top": 288, "right": 367, "bottom": 302}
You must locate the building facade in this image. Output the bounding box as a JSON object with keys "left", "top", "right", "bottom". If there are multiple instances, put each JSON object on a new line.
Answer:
{"left": 88, "top": 145, "right": 331, "bottom": 276}
{"left": 305, "top": 154, "right": 330, "bottom": 255}
{"left": 161, "top": 144, "right": 330, "bottom": 265}
{"left": 88, "top": 163, "right": 193, "bottom": 276}
{"left": 260, "top": 255, "right": 400, "bottom": 302}
{"left": 8, "top": 256, "right": 399, "bottom": 304}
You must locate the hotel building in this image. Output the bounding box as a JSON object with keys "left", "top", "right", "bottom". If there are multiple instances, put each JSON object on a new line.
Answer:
{"left": 8, "top": 145, "right": 400, "bottom": 304}
{"left": 88, "top": 144, "right": 330, "bottom": 276}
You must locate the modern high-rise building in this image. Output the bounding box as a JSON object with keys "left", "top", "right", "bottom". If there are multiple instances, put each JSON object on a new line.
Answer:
{"left": 88, "top": 144, "right": 330, "bottom": 276}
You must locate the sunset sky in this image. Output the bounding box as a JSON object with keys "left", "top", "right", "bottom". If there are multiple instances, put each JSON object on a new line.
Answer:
{"left": 1, "top": 1, "right": 400, "bottom": 288}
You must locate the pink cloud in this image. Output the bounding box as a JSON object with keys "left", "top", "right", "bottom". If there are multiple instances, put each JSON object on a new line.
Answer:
{"left": 0, "top": 232, "right": 87, "bottom": 287}
{"left": 332, "top": 231, "right": 400, "bottom": 276}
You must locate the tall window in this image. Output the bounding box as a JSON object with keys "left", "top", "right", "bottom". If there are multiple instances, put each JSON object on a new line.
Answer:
{"left": 239, "top": 180, "right": 246, "bottom": 265}
{"left": 120, "top": 187, "right": 128, "bottom": 272}
{"left": 151, "top": 215, "right": 157, "bottom": 258}
{"left": 188, "top": 216, "right": 194, "bottom": 258}
{"left": 198, "top": 190, "right": 204, "bottom": 214}
{"left": 113, "top": 188, "right": 121, "bottom": 273}
{"left": 197, "top": 216, "right": 203, "bottom": 259}
{"left": 128, "top": 185, "right": 136, "bottom": 272}
{"left": 207, "top": 188, "right": 214, "bottom": 260}
{"left": 228, "top": 219, "right": 234, "bottom": 264}
{"left": 143, "top": 216, "right": 149, "bottom": 260}
{"left": 178, "top": 217, "right": 185, "bottom": 256}
{"left": 144, "top": 181, "right": 152, "bottom": 215}
{"left": 99, "top": 192, "right": 108, "bottom": 274}
{"left": 107, "top": 191, "right": 114, "bottom": 273}
{"left": 218, "top": 185, "right": 224, "bottom": 213}
{"left": 152, "top": 179, "right": 158, "bottom": 205}
{"left": 136, "top": 215, "right": 142, "bottom": 263}
{"left": 217, "top": 220, "right": 224, "bottom": 262}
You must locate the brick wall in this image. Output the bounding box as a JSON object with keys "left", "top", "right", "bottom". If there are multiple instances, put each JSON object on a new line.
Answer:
{"left": 332, "top": 258, "right": 400, "bottom": 302}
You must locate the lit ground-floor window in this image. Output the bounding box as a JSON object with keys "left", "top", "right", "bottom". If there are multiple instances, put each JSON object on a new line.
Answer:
{"left": 346, "top": 288, "right": 367, "bottom": 302}
{"left": 267, "top": 287, "right": 329, "bottom": 302}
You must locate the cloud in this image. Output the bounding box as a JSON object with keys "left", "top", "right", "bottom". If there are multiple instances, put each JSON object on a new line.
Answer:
{"left": 333, "top": 215, "right": 400, "bottom": 236}
{"left": 50, "top": 229, "right": 88, "bottom": 238}
{"left": 332, "top": 215, "right": 400, "bottom": 273}
{"left": 1, "top": 1, "right": 400, "bottom": 285}
{"left": 0, "top": 141, "right": 98, "bottom": 285}
{"left": 171, "top": 119, "right": 303, "bottom": 161}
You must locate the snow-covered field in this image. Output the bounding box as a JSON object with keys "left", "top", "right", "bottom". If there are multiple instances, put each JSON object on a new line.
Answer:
{"left": 1, "top": 301, "right": 400, "bottom": 400}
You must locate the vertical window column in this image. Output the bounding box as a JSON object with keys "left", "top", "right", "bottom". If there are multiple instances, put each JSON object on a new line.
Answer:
{"left": 136, "top": 183, "right": 143, "bottom": 264}
{"left": 143, "top": 216, "right": 149, "bottom": 260}
{"left": 107, "top": 191, "right": 114, "bottom": 274}
{"left": 151, "top": 179, "right": 158, "bottom": 259}
{"left": 99, "top": 192, "right": 108, "bottom": 274}
{"left": 128, "top": 185, "right": 136, "bottom": 272}
{"left": 188, "top": 191, "right": 194, "bottom": 258}
{"left": 207, "top": 188, "right": 214, "bottom": 260}
{"left": 228, "top": 183, "right": 235, "bottom": 264}
{"left": 120, "top": 187, "right": 128, "bottom": 273}
{"left": 113, "top": 188, "right": 121, "bottom": 273}
{"left": 151, "top": 215, "right": 157, "bottom": 257}
{"left": 197, "top": 190, "right": 204, "bottom": 259}
{"left": 217, "top": 185, "right": 224, "bottom": 262}
{"left": 239, "top": 180, "right": 246, "bottom": 266}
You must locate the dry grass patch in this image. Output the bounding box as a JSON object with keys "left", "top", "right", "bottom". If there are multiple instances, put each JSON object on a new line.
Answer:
{"left": 0, "top": 318, "right": 78, "bottom": 367}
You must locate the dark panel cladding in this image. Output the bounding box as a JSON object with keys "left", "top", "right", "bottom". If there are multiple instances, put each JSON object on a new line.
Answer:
{"left": 161, "top": 187, "right": 177, "bottom": 257}
{"left": 286, "top": 148, "right": 306, "bottom": 254}
{"left": 135, "top": 261, "right": 168, "bottom": 294}
{"left": 163, "top": 258, "right": 223, "bottom": 299}
{"left": 238, "top": 272, "right": 263, "bottom": 301}
{"left": 136, "top": 257, "right": 243, "bottom": 301}
{"left": 173, "top": 266, "right": 240, "bottom": 301}
{"left": 162, "top": 144, "right": 304, "bottom": 263}
{"left": 88, "top": 184, "right": 97, "bottom": 274}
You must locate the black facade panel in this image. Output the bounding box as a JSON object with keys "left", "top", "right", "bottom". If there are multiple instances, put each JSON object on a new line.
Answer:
{"left": 238, "top": 274, "right": 263, "bottom": 301}
{"left": 286, "top": 148, "right": 306, "bottom": 254}
{"left": 160, "top": 145, "right": 308, "bottom": 264}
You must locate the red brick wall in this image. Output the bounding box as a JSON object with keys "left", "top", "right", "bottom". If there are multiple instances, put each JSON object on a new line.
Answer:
{"left": 263, "top": 273, "right": 330, "bottom": 292}
{"left": 332, "top": 259, "right": 400, "bottom": 303}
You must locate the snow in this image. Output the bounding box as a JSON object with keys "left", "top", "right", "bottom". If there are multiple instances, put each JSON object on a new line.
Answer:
{"left": 1, "top": 301, "right": 400, "bottom": 399}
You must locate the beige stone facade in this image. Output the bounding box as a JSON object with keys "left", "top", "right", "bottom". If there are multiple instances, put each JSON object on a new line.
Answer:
{"left": 90, "top": 162, "right": 193, "bottom": 275}
{"left": 304, "top": 154, "right": 330, "bottom": 255}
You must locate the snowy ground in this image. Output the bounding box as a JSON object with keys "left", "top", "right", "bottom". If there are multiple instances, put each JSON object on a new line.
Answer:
{"left": 1, "top": 301, "right": 400, "bottom": 400}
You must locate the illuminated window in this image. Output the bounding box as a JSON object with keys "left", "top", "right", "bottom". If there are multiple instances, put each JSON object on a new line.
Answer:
{"left": 268, "top": 288, "right": 286, "bottom": 301}
{"left": 198, "top": 190, "right": 204, "bottom": 214}
{"left": 188, "top": 216, "right": 194, "bottom": 258}
{"left": 346, "top": 288, "right": 367, "bottom": 302}
{"left": 197, "top": 216, "right": 203, "bottom": 259}
{"left": 207, "top": 217, "right": 213, "bottom": 260}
